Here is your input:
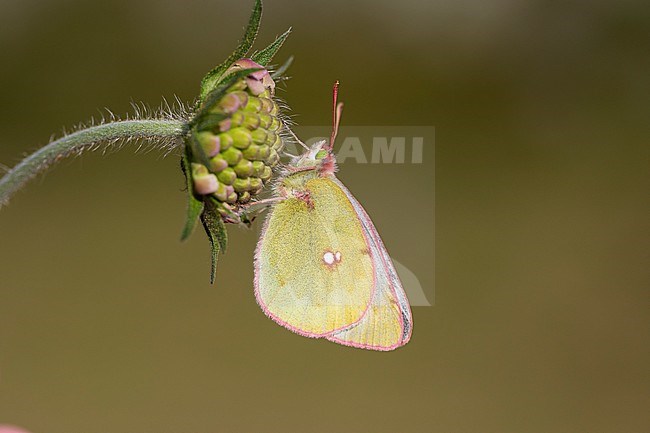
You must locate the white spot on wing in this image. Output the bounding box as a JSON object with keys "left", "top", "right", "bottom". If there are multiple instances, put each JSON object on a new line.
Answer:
{"left": 323, "top": 251, "right": 335, "bottom": 265}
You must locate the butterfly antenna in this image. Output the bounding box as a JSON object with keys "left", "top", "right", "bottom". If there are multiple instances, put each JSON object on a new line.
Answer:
{"left": 327, "top": 80, "right": 344, "bottom": 151}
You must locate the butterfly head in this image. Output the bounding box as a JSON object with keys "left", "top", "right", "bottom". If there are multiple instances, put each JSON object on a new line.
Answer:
{"left": 289, "top": 139, "right": 337, "bottom": 175}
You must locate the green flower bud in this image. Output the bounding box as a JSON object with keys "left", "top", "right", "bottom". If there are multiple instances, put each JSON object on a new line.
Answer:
{"left": 249, "top": 177, "right": 263, "bottom": 193}
{"left": 271, "top": 134, "right": 283, "bottom": 151}
{"left": 217, "top": 167, "right": 237, "bottom": 185}
{"left": 258, "top": 89, "right": 273, "bottom": 99}
{"left": 244, "top": 96, "right": 263, "bottom": 112}
{"left": 233, "top": 177, "right": 251, "bottom": 193}
{"left": 260, "top": 166, "right": 272, "bottom": 181}
{"left": 222, "top": 147, "right": 243, "bottom": 166}
{"left": 196, "top": 131, "right": 220, "bottom": 157}
{"left": 251, "top": 128, "right": 267, "bottom": 144}
{"left": 267, "top": 148, "right": 280, "bottom": 166}
{"left": 227, "top": 80, "right": 247, "bottom": 92}
{"left": 258, "top": 114, "right": 272, "bottom": 129}
{"left": 269, "top": 116, "right": 281, "bottom": 132}
{"left": 213, "top": 181, "right": 229, "bottom": 202}
{"left": 242, "top": 144, "right": 261, "bottom": 160}
{"left": 230, "top": 111, "right": 244, "bottom": 128}
{"left": 217, "top": 92, "right": 243, "bottom": 114}
{"left": 257, "top": 145, "right": 271, "bottom": 160}
{"left": 192, "top": 163, "right": 220, "bottom": 195}
{"left": 241, "top": 112, "right": 261, "bottom": 129}
{"left": 218, "top": 118, "right": 231, "bottom": 132}
{"left": 252, "top": 160, "right": 265, "bottom": 176}
{"left": 234, "top": 159, "right": 254, "bottom": 178}
{"left": 228, "top": 127, "right": 252, "bottom": 149}
{"left": 227, "top": 191, "right": 238, "bottom": 204}
{"left": 186, "top": 57, "right": 289, "bottom": 220}
{"left": 209, "top": 155, "right": 228, "bottom": 173}
{"left": 260, "top": 97, "right": 274, "bottom": 114}
{"left": 217, "top": 132, "right": 233, "bottom": 151}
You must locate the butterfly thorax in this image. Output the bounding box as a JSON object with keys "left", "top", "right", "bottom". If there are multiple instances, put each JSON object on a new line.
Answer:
{"left": 275, "top": 140, "right": 338, "bottom": 206}
{"left": 280, "top": 170, "right": 320, "bottom": 198}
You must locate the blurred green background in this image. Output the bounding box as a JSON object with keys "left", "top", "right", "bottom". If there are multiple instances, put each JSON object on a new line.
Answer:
{"left": 0, "top": 0, "right": 648, "bottom": 432}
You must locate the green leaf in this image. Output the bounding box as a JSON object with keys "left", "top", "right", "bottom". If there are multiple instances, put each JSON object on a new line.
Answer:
{"left": 199, "top": 0, "right": 263, "bottom": 102}
{"left": 201, "top": 201, "right": 228, "bottom": 284}
{"left": 252, "top": 27, "right": 292, "bottom": 66}
{"left": 180, "top": 150, "right": 205, "bottom": 241}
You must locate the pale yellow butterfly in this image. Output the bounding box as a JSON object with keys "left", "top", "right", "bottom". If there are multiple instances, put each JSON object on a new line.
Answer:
{"left": 253, "top": 82, "right": 412, "bottom": 350}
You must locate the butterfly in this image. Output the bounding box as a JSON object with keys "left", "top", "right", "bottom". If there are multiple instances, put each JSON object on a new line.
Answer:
{"left": 252, "top": 82, "right": 412, "bottom": 350}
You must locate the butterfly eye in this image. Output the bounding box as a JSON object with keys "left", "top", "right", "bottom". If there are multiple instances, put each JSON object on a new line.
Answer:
{"left": 315, "top": 150, "right": 328, "bottom": 160}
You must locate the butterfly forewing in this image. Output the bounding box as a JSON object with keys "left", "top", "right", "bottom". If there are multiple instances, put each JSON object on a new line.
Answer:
{"left": 255, "top": 176, "right": 375, "bottom": 337}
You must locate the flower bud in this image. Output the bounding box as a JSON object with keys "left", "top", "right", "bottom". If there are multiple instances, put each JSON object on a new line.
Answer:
{"left": 233, "top": 177, "right": 251, "bottom": 193}
{"left": 234, "top": 159, "right": 254, "bottom": 177}
{"left": 209, "top": 155, "right": 228, "bottom": 173}
{"left": 217, "top": 167, "right": 237, "bottom": 185}
{"left": 192, "top": 163, "right": 219, "bottom": 195}
{"left": 260, "top": 166, "right": 272, "bottom": 181}
{"left": 229, "top": 127, "right": 252, "bottom": 149}
{"left": 244, "top": 96, "right": 263, "bottom": 112}
{"left": 249, "top": 177, "right": 263, "bottom": 192}
{"left": 196, "top": 131, "right": 221, "bottom": 157}
{"left": 252, "top": 160, "right": 265, "bottom": 176}
{"left": 213, "top": 181, "right": 229, "bottom": 202}
{"left": 187, "top": 58, "right": 287, "bottom": 221}
{"left": 222, "top": 147, "right": 243, "bottom": 166}
{"left": 251, "top": 128, "right": 267, "bottom": 144}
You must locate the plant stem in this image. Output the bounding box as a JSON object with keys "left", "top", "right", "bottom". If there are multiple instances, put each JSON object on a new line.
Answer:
{"left": 0, "top": 119, "right": 187, "bottom": 208}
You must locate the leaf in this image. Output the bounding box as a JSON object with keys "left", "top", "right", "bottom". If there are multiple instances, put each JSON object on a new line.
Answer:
{"left": 201, "top": 201, "right": 228, "bottom": 284}
{"left": 180, "top": 150, "right": 205, "bottom": 241}
{"left": 199, "top": 0, "right": 263, "bottom": 102}
{"left": 252, "top": 27, "right": 292, "bottom": 66}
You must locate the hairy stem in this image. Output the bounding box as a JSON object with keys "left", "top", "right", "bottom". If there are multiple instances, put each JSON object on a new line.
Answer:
{"left": 0, "top": 119, "right": 187, "bottom": 208}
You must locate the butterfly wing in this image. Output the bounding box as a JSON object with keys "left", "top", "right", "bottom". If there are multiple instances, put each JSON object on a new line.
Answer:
{"left": 326, "top": 177, "right": 413, "bottom": 350}
{"left": 254, "top": 176, "right": 375, "bottom": 337}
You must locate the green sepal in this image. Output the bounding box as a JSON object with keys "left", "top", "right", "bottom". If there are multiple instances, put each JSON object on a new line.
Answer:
{"left": 188, "top": 133, "right": 212, "bottom": 169}
{"left": 252, "top": 27, "right": 292, "bottom": 66}
{"left": 198, "top": 68, "right": 263, "bottom": 117}
{"left": 271, "top": 55, "right": 294, "bottom": 79}
{"left": 180, "top": 150, "right": 205, "bottom": 241}
{"left": 194, "top": 112, "right": 228, "bottom": 132}
{"left": 200, "top": 200, "right": 228, "bottom": 284}
{"left": 199, "top": 0, "right": 262, "bottom": 102}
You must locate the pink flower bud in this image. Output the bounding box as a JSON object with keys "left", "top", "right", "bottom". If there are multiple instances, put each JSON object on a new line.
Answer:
{"left": 223, "top": 58, "right": 276, "bottom": 96}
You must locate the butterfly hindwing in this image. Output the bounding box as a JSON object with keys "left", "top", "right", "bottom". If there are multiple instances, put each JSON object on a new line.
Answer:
{"left": 326, "top": 178, "right": 413, "bottom": 350}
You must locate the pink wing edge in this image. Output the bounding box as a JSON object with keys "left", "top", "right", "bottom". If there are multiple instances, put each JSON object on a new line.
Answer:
{"left": 253, "top": 188, "right": 378, "bottom": 340}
